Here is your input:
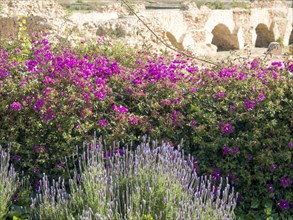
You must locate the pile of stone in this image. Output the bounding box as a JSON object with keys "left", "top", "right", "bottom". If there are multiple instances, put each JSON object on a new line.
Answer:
{"left": 0, "top": 0, "right": 65, "bottom": 17}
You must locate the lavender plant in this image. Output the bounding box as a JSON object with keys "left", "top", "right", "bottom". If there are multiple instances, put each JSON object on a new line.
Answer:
{"left": 0, "top": 147, "right": 19, "bottom": 219}
{"left": 31, "top": 137, "right": 238, "bottom": 220}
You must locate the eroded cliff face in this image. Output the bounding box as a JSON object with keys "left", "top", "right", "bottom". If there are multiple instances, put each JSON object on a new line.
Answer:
{"left": 0, "top": 0, "right": 292, "bottom": 56}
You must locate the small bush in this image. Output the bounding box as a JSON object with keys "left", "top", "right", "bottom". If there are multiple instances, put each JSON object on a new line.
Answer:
{"left": 0, "top": 147, "right": 19, "bottom": 219}
{"left": 31, "top": 137, "right": 238, "bottom": 219}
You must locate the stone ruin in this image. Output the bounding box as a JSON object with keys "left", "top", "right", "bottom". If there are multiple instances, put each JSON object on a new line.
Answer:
{"left": 0, "top": 0, "right": 292, "bottom": 56}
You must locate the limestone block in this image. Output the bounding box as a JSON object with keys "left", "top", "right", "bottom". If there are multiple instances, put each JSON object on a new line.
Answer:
{"left": 266, "top": 42, "right": 283, "bottom": 55}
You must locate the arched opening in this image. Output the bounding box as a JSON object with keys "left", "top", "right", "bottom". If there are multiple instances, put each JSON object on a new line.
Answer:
{"left": 289, "top": 29, "right": 293, "bottom": 45}
{"left": 255, "top": 23, "right": 275, "bottom": 47}
{"left": 211, "top": 24, "right": 239, "bottom": 51}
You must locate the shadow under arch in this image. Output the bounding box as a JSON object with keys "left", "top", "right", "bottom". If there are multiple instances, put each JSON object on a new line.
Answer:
{"left": 255, "top": 23, "right": 275, "bottom": 47}
{"left": 211, "top": 24, "right": 239, "bottom": 51}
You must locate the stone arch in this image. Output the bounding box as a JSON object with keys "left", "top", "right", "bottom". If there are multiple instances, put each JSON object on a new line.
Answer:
{"left": 289, "top": 29, "right": 293, "bottom": 45}
{"left": 211, "top": 24, "right": 239, "bottom": 51}
{"left": 255, "top": 23, "right": 275, "bottom": 47}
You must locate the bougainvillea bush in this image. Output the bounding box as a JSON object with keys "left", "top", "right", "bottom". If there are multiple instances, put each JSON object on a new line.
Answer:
{"left": 0, "top": 33, "right": 292, "bottom": 218}
{"left": 30, "top": 138, "right": 238, "bottom": 220}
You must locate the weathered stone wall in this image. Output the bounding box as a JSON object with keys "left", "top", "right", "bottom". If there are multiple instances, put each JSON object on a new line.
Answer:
{"left": 0, "top": 0, "right": 292, "bottom": 56}
{"left": 0, "top": 17, "right": 18, "bottom": 39}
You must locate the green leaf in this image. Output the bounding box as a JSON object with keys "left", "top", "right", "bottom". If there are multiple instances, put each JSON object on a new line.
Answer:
{"left": 263, "top": 199, "right": 273, "bottom": 209}
{"left": 251, "top": 198, "right": 260, "bottom": 209}
{"left": 264, "top": 207, "right": 272, "bottom": 216}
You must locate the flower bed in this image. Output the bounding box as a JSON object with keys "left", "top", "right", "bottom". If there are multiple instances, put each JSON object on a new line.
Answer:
{"left": 0, "top": 33, "right": 292, "bottom": 219}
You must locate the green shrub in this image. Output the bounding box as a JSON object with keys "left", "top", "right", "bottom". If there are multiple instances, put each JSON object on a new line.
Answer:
{"left": 31, "top": 137, "right": 238, "bottom": 219}
{"left": 212, "top": 0, "right": 225, "bottom": 9}
{"left": 0, "top": 34, "right": 292, "bottom": 218}
{"left": 0, "top": 147, "right": 19, "bottom": 219}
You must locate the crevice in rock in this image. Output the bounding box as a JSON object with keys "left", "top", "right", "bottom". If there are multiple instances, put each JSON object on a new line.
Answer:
{"left": 289, "top": 29, "right": 293, "bottom": 45}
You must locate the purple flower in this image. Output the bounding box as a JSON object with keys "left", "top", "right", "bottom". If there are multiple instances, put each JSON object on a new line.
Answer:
{"left": 55, "top": 163, "right": 65, "bottom": 168}
{"left": 259, "top": 93, "right": 265, "bottom": 101}
{"left": 19, "top": 81, "right": 27, "bottom": 86}
{"left": 171, "top": 110, "right": 179, "bottom": 119}
{"left": 112, "top": 104, "right": 128, "bottom": 113}
{"left": 114, "top": 149, "right": 124, "bottom": 156}
{"left": 190, "top": 87, "right": 197, "bottom": 92}
{"left": 230, "top": 105, "right": 236, "bottom": 111}
{"left": 223, "top": 146, "right": 230, "bottom": 155}
{"left": 272, "top": 61, "right": 282, "bottom": 67}
{"left": 278, "top": 199, "right": 290, "bottom": 210}
{"left": 259, "top": 165, "right": 265, "bottom": 171}
{"left": 12, "top": 155, "right": 21, "bottom": 161}
{"left": 231, "top": 147, "right": 239, "bottom": 155}
{"left": 266, "top": 183, "right": 274, "bottom": 191}
{"left": 244, "top": 100, "right": 255, "bottom": 110}
{"left": 10, "top": 102, "right": 22, "bottom": 111}
{"left": 103, "top": 152, "right": 111, "bottom": 159}
{"left": 270, "top": 163, "right": 278, "bottom": 172}
{"left": 216, "top": 92, "right": 226, "bottom": 99}
{"left": 219, "top": 122, "right": 233, "bottom": 134}
{"left": 251, "top": 59, "right": 259, "bottom": 68}
{"left": 26, "top": 60, "right": 38, "bottom": 71}
{"left": 288, "top": 64, "right": 293, "bottom": 73}
{"left": 34, "top": 99, "right": 45, "bottom": 111}
{"left": 211, "top": 169, "right": 221, "bottom": 181}
{"left": 129, "top": 117, "right": 138, "bottom": 125}
{"left": 43, "top": 112, "right": 55, "bottom": 121}
{"left": 190, "top": 120, "right": 197, "bottom": 126}
{"left": 35, "top": 179, "right": 42, "bottom": 192}
{"left": 33, "top": 168, "right": 40, "bottom": 173}
{"left": 288, "top": 142, "right": 293, "bottom": 148}
{"left": 280, "top": 177, "right": 292, "bottom": 188}
{"left": 99, "top": 119, "right": 107, "bottom": 127}
{"left": 117, "top": 106, "right": 128, "bottom": 113}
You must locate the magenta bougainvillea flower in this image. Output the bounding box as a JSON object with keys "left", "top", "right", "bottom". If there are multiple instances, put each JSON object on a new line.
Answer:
{"left": 10, "top": 102, "right": 22, "bottom": 111}
{"left": 219, "top": 122, "right": 233, "bottom": 133}
{"left": 244, "top": 100, "right": 255, "bottom": 109}
{"left": 216, "top": 92, "right": 226, "bottom": 99}
{"left": 112, "top": 104, "right": 128, "bottom": 113}
{"left": 99, "top": 119, "right": 107, "bottom": 127}
{"left": 190, "top": 120, "right": 197, "bottom": 126}
{"left": 230, "top": 105, "right": 236, "bottom": 111}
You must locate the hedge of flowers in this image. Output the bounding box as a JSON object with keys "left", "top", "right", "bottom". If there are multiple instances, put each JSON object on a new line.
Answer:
{"left": 0, "top": 31, "right": 292, "bottom": 219}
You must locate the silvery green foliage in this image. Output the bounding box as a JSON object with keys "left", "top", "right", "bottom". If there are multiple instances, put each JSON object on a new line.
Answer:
{"left": 0, "top": 147, "right": 19, "bottom": 219}
{"left": 31, "top": 137, "right": 238, "bottom": 220}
